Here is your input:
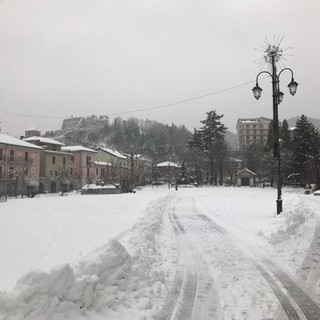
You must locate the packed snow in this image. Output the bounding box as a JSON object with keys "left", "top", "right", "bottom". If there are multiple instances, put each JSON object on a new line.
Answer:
{"left": 0, "top": 186, "right": 319, "bottom": 319}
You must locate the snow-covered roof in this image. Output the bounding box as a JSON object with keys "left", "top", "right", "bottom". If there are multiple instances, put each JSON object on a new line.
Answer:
{"left": 157, "top": 161, "right": 180, "bottom": 168}
{"left": 24, "top": 136, "right": 65, "bottom": 146}
{"left": 62, "top": 145, "right": 97, "bottom": 153}
{"left": 97, "top": 147, "right": 127, "bottom": 159}
{"left": 240, "top": 119, "right": 259, "bottom": 123}
{"left": 0, "top": 133, "right": 43, "bottom": 150}
{"left": 137, "top": 154, "right": 153, "bottom": 162}
{"left": 236, "top": 168, "right": 257, "bottom": 176}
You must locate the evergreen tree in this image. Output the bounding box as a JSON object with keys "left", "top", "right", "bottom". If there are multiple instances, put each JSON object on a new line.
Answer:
{"left": 263, "top": 119, "right": 293, "bottom": 186}
{"left": 242, "top": 144, "right": 264, "bottom": 174}
{"left": 280, "top": 119, "right": 291, "bottom": 147}
{"left": 191, "top": 110, "right": 227, "bottom": 185}
{"left": 291, "top": 115, "right": 320, "bottom": 186}
{"left": 279, "top": 119, "right": 293, "bottom": 185}
{"left": 265, "top": 120, "right": 275, "bottom": 153}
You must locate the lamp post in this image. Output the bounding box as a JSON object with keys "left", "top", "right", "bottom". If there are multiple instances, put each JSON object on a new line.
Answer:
{"left": 252, "top": 45, "right": 298, "bottom": 215}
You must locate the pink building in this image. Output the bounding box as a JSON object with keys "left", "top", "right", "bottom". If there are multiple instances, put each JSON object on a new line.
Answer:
{"left": 61, "top": 146, "right": 98, "bottom": 189}
{"left": 0, "top": 133, "right": 42, "bottom": 197}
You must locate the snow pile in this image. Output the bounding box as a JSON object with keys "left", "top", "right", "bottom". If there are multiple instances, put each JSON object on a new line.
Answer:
{"left": 0, "top": 240, "right": 131, "bottom": 319}
{"left": 0, "top": 196, "right": 170, "bottom": 320}
{"left": 82, "top": 184, "right": 117, "bottom": 189}
{"left": 260, "top": 195, "right": 314, "bottom": 245}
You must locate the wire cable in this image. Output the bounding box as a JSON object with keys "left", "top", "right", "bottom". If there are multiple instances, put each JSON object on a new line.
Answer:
{"left": 0, "top": 78, "right": 261, "bottom": 120}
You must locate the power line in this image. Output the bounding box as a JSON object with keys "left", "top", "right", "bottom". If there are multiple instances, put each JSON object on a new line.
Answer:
{"left": 0, "top": 108, "right": 66, "bottom": 119}
{"left": 0, "top": 79, "right": 260, "bottom": 120}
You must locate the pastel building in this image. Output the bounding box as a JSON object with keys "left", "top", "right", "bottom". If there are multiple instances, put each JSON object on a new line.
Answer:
{"left": 25, "top": 136, "right": 73, "bottom": 193}
{"left": 95, "top": 148, "right": 128, "bottom": 186}
{"left": 0, "top": 133, "right": 42, "bottom": 196}
{"left": 61, "top": 146, "right": 98, "bottom": 189}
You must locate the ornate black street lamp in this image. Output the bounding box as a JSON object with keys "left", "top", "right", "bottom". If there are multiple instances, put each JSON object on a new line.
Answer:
{"left": 252, "top": 43, "right": 298, "bottom": 215}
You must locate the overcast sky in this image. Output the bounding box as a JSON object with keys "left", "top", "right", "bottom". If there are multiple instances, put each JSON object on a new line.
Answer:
{"left": 0, "top": 0, "right": 319, "bottom": 136}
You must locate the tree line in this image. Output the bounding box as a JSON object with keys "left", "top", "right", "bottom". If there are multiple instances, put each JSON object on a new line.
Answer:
{"left": 60, "top": 112, "right": 320, "bottom": 188}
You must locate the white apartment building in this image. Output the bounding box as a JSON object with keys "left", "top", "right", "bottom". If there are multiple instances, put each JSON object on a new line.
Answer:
{"left": 236, "top": 117, "right": 271, "bottom": 150}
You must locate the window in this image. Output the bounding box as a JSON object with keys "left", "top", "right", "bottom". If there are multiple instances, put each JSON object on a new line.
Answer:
{"left": 0, "top": 166, "right": 2, "bottom": 179}
{"left": 25, "top": 152, "right": 29, "bottom": 162}
{"left": 96, "top": 168, "right": 99, "bottom": 175}
{"left": 10, "top": 150, "right": 14, "bottom": 161}
{"left": 50, "top": 170, "right": 53, "bottom": 177}
{"left": 87, "top": 168, "right": 90, "bottom": 178}
{"left": 9, "top": 167, "right": 14, "bottom": 179}
{"left": 71, "top": 156, "right": 74, "bottom": 162}
{"left": 0, "top": 149, "right": 3, "bottom": 161}
{"left": 86, "top": 156, "right": 91, "bottom": 165}
{"left": 52, "top": 156, "right": 56, "bottom": 164}
{"left": 63, "top": 157, "right": 66, "bottom": 165}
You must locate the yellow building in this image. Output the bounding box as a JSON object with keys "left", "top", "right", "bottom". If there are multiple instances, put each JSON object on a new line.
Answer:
{"left": 95, "top": 147, "right": 128, "bottom": 186}
{"left": 25, "top": 136, "right": 73, "bottom": 193}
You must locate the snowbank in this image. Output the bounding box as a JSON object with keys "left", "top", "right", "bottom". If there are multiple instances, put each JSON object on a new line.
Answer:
{"left": 260, "top": 195, "right": 314, "bottom": 244}
{"left": 82, "top": 184, "right": 117, "bottom": 190}
{"left": 81, "top": 184, "right": 120, "bottom": 194}
{"left": 257, "top": 193, "right": 317, "bottom": 275}
{"left": 0, "top": 196, "right": 171, "bottom": 320}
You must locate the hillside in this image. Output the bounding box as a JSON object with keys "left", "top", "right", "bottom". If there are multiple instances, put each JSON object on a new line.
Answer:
{"left": 44, "top": 115, "right": 237, "bottom": 163}
{"left": 287, "top": 116, "right": 320, "bottom": 130}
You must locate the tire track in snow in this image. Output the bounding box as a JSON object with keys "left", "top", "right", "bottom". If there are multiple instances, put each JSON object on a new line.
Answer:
{"left": 171, "top": 214, "right": 198, "bottom": 320}
{"left": 298, "top": 223, "right": 320, "bottom": 299}
{"left": 156, "top": 207, "right": 197, "bottom": 320}
{"left": 197, "top": 213, "right": 320, "bottom": 320}
{"left": 196, "top": 214, "right": 300, "bottom": 319}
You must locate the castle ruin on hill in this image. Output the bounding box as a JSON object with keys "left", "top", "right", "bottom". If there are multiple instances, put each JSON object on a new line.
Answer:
{"left": 61, "top": 115, "right": 109, "bottom": 133}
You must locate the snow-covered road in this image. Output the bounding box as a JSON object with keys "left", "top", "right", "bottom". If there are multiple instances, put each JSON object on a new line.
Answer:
{"left": 0, "top": 187, "right": 320, "bottom": 319}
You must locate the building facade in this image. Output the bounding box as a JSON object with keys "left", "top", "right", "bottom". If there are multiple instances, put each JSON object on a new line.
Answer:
{"left": 0, "top": 134, "right": 42, "bottom": 197}
{"left": 25, "top": 136, "right": 73, "bottom": 193}
{"left": 236, "top": 117, "right": 271, "bottom": 151}
{"left": 25, "top": 127, "right": 41, "bottom": 138}
{"left": 124, "top": 154, "right": 153, "bottom": 187}
{"left": 154, "top": 161, "right": 181, "bottom": 185}
{"left": 61, "top": 146, "right": 98, "bottom": 189}
{"left": 95, "top": 148, "right": 128, "bottom": 186}
{"left": 235, "top": 168, "right": 257, "bottom": 187}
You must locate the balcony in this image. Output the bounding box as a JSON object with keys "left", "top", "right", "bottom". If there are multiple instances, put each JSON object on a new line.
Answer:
{"left": 0, "top": 156, "right": 34, "bottom": 165}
